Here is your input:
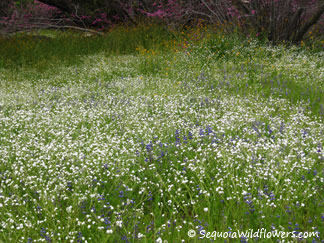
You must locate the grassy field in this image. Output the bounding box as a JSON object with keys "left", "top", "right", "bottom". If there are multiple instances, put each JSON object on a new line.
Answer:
{"left": 0, "top": 25, "right": 324, "bottom": 242}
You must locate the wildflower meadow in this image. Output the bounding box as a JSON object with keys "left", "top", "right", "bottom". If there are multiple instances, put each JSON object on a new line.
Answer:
{"left": 0, "top": 22, "right": 324, "bottom": 242}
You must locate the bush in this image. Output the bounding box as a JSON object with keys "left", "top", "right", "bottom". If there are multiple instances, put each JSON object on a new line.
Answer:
{"left": 1, "top": 0, "right": 323, "bottom": 43}
{"left": 0, "top": 0, "right": 61, "bottom": 34}
{"left": 134, "top": 0, "right": 324, "bottom": 43}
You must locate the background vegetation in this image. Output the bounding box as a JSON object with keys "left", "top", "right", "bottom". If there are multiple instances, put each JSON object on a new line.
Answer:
{"left": 1, "top": 0, "right": 324, "bottom": 43}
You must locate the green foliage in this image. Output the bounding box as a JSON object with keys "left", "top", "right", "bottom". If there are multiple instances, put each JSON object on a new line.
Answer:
{"left": 14, "top": 0, "right": 34, "bottom": 7}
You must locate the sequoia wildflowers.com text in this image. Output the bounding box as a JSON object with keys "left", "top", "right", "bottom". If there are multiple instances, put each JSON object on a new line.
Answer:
{"left": 187, "top": 228, "right": 320, "bottom": 240}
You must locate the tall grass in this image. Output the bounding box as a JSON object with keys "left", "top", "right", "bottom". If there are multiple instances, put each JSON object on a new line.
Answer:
{"left": 0, "top": 23, "right": 177, "bottom": 71}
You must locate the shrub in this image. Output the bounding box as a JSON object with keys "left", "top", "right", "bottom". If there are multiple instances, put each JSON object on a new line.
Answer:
{"left": 0, "top": 0, "right": 61, "bottom": 34}
{"left": 1, "top": 0, "right": 323, "bottom": 43}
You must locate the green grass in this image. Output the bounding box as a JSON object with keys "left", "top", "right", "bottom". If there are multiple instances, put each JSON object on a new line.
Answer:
{"left": 0, "top": 25, "right": 323, "bottom": 242}
{"left": 0, "top": 23, "right": 175, "bottom": 71}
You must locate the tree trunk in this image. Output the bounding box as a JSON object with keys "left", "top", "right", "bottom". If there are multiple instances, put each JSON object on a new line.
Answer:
{"left": 284, "top": 7, "right": 304, "bottom": 42}
{"left": 37, "top": 0, "right": 121, "bottom": 15}
{"left": 293, "top": 3, "right": 324, "bottom": 43}
{"left": 37, "top": 0, "right": 75, "bottom": 14}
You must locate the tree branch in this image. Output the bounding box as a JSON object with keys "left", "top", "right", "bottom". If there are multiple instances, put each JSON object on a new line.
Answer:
{"left": 4, "top": 22, "right": 104, "bottom": 36}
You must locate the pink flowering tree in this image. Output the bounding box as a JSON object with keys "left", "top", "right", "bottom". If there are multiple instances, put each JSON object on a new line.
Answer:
{"left": 129, "top": 0, "right": 323, "bottom": 42}
{"left": 0, "top": 0, "right": 110, "bottom": 35}
{"left": 0, "top": 0, "right": 63, "bottom": 35}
